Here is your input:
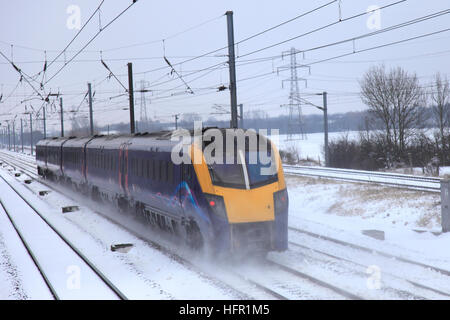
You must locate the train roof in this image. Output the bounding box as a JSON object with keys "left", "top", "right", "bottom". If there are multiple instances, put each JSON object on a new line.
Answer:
{"left": 35, "top": 127, "right": 268, "bottom": 151}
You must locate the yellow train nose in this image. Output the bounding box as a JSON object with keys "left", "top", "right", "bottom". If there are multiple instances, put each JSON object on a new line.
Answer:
{"left": 214, "top": 182, "right": 278, "bottom": 223}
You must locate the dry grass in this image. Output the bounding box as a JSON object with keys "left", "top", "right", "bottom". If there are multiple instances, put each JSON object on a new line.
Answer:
{"left": 285, "top": 175, "right": 441, "bottom": 228}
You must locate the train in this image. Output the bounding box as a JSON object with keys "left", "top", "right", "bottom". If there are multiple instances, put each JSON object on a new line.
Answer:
{"left": 36, "top": 128, "right": 288, "bottom": 256}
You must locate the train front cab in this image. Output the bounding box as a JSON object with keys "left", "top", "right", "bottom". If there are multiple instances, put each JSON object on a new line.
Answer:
{"left": 190, "top": 135, "right": 288, "bottom": 254}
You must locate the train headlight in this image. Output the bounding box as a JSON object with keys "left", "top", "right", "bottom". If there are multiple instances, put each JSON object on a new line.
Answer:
{"left": 204, "top": 194, "right": 227, "bottom": 220}
{"left": 274, "top": 189, "right": 288, "bottom": 215}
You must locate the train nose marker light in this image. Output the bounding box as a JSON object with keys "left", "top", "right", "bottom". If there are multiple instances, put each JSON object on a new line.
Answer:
{"left": 209, "top": 200, "right": 216, "bottom": 207}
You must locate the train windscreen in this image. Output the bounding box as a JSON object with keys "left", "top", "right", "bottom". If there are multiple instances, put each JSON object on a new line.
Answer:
{"left": 206, "top": 136, "right": 278, "bottom": 189}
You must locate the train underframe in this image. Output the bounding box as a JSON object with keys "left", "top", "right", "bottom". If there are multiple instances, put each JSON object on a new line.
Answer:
{"left": 37, "top": 166, "right": 281, "bottom": 257}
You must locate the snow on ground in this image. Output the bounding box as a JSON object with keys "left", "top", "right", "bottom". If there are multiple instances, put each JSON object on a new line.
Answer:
{"left": 0, "top": 202, "right": 54, "bottom": 299}
{"left": 0, "top": 165, "right": 239, "bottom": 300}
{"left": 286, "top": 175, "right": 450, "bottom": 270}
{"left": 1, "top": 148, "right": 450, "bottom": 299}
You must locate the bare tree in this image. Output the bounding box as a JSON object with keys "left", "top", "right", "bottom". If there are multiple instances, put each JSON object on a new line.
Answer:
{"left": 430, "top": 72, "right": 449, "bottom": 165}
{"left": 181, "top": 113, "right": 201, "bottom": 123}
{"left": 360, "top": 65, "right": 425, "bottom": 159}
{"left": 68, "top": 116, "right": 91, "bottom": 136}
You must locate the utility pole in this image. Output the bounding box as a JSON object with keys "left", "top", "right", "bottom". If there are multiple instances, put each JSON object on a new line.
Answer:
{"left": 127, "top": 62, "right": 135, "bottom": 134}
{"left": 174, "top": 114, "right": 179, "bottom": 129}
{"left": 21, "top": 118, "right": 23, "bottom": 153}
{"left": 88, "top": 83, "right": 94, "bottom": 135}
{"left": 43, "top": 105, "right": 47, "bottom": 139}
{"left": 60, "top": 97, "right": 64, "bottom": 137}
{"left": 239, "top": 104, "right": 244, "bottom": 129}
{"left": 226, "top": 11, "right": 238, "bottom": 129}
{"left": 139, "top": 80, "right": 149, "bottom": 132}
{"left": 29, "top": 113, "right": 33, "bottom": 156}
{"left": 323, "top": 92, "right": 329, "bottom": 167}
{"left": 293, "top": 92, "right": 329, "bottom": 166}
{"left": 7, "top": 122, "right": 10, "bottom": 150}
{"left": 12, "top": 120, "right": 15, "bottom": 152}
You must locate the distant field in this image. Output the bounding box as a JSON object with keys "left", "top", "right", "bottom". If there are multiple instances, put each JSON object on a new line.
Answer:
{"left": 270, "top": 131, "right": 360, "bottom": 163}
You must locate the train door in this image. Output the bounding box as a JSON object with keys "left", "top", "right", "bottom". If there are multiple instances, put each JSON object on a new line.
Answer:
{"left": 82, "top": 143, "right": 87, "bottom": 181}
{"left": 119, "top": 143, "right": 129, "bottom": 194}
{"left": 119, "top": 144, "right": 124, "bottom": 190}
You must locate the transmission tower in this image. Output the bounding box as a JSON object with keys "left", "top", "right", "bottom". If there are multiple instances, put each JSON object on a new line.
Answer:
{"left": 139, "top": 80, "right": 150, "bottom": 132}
{"left": 278, "top": 47, "right": 309, "bottom": 140}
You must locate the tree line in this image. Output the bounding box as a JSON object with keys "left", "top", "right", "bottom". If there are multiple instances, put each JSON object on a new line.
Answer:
{"left": 329, "top": 65, "right": 449, "bottom": 172}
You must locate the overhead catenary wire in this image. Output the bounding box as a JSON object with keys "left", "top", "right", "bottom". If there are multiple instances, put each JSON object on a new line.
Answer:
{"left": 100, "top": 60, "right": 128, "bottom": 92}
{"left": 43, "top": 0, "right": 138, "bottom": 86}
{"left": 149, "top": 26, "right": 450, "bottom": 105}
{"left": 3, "top": 1, "right": 450, "bottom": 125}
{"left": 163, "top": 56, "right": 194, "bottom": 94}
{"left": 44, "top": 0, "right": 106, "bottom": 73}
{"left": 136, "top": 1, "right": 345, "bottom": 76}
{"left": 237, "top": 0, "right": 410, "bottom": 59}
{"left": 0, "top": 50, "right": 47, "bottom": 102}
{"left": 101, "top": 13, "right": 225, "bottom": 52}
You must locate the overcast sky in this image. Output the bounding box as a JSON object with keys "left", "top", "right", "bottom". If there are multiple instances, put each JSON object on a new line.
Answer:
{"left": 1, "top": 0, "right": 449, "bottom": 133}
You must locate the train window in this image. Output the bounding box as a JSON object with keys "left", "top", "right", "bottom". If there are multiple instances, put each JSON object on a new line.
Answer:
{"left": 162, "top": 160, "right": 167, "bottom": 182}
{"left": 142, "top": 159, "right": 147, "bottom": 177}
{"left": 168, "top": 162, "right": 173, "bottom": 183}
{"left": 154, "top": 159, "right": 160, "bottom": 181}
{"left": 149, "top": 159, "right": 154, "bottom": 179}
{"left": 138, "top": 159, "right": 142, "bottom": 177}
{"left": 207, "top": 150, "right": 246, "bottom": 189}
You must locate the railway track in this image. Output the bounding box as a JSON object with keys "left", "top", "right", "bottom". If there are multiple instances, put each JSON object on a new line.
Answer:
{"left": 0, "top": 150, "right": 365, "bottom": 299}
{"left": 4, "top": 150, "right": 448, "bottom": 299}
{"left": 287, "top": 240, "right": 450, "bottom": 299}
{"left": 0, "top": 172, "right": 127, "bottom": 300}
{"left": 288, "top": 227, "right": 450, "bottom": 299}
{"left": 0, "top": 153, "right": 260, "bottom": 299}
{"left": 283, "top": 164, "right": 442, "bottom": 192}
{"left": 264, "top": 259, "right": 362, "bottom": 299}
{"left": 0, "top": 152, "right": 292, "bottom": 299}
